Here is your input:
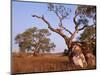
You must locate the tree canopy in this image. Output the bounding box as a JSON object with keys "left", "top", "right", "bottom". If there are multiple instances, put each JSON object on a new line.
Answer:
{"left": 15, "top": 27, "right": 56, "bottom": 54}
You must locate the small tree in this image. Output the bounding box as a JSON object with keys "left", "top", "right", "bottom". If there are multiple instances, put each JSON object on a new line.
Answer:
{"left": 15, "top": 27, "right": 56, "bottom": 54}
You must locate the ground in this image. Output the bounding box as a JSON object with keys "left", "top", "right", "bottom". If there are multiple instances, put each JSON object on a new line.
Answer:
{"left": 12, "top": 53, "right": 96, "bottom": 74}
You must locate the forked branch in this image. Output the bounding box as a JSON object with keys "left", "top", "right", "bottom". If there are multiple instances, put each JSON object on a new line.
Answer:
{"left": 32, "top": 15, "right": 69, "bottom": 41}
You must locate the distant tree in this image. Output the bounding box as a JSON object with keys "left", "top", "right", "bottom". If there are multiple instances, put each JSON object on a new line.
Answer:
{"left": 32, "top": 29, "right": 56, "bottom": 54}
{"left": 32, "top": 4, "right": 96, "bottom": 55}
{"left": 15, "top": 27, "right": 56, "bottom": 54}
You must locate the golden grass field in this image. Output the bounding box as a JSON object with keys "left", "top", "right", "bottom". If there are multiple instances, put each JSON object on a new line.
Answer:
{"left": 12, "top": 53, "right": 96, "bottom": 74}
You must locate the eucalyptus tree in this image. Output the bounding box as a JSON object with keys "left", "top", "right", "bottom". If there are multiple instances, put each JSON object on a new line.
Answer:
{"left": 32, "top": 4, "right": 96, "bottom": 55}
{"left": 15, "top": 27, "right": 55, "bottom": 54}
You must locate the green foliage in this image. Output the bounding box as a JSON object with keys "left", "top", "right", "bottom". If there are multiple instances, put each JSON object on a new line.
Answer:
{"left": 48, "top": 3, "right": 71, "bottom": 19}
{"left": 77, "top": 5, "right": 96, "bottom": 42}
{"left": 76, "top": 5, "right": 96, "bottom": 16}
{"left": 75, "top": 5, "right": 96, "bottom": 27}
{"left": 15, "top": 27, "right": 56, "bottom": 53}
{"left": 79, "top": 26, "right": 96, "bottom": 41}
{"left": 78, "top": 26, "right": 96, "bottom": 55}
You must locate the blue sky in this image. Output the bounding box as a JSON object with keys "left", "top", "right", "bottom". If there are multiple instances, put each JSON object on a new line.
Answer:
{"left": 12, "top": 1, "right": 78, "bottom": 53}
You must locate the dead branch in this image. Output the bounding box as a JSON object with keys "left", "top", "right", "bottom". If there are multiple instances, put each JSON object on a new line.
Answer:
{"left": 73, "top": 14, "right": 79, "bottom": 29}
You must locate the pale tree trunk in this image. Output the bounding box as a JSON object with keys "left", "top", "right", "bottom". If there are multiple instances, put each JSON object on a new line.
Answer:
{"left": 68, "top": 29, "right": 79, "bottom": 48}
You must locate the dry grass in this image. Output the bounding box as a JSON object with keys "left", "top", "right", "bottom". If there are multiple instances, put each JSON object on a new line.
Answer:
{"left": 11, "top": 53, "right": 96, "bottom": 74}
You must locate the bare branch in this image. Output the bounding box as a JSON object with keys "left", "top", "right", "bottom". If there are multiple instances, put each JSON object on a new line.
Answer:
{"left": 73, "top": 14, "right": 79, "bottom": 29}
{"left": 32, "top": 15, "right": 52, "bottom": 29}
{"left": 55, "top": 13, "right": 72, "bottom": 35}
{"left": 48, "top": 4, "right": 72, "bottom": 36}
{"left": 70, "top": 29, "right": 78, "bottom": 41}
{"left": 78, "top": 24, "right": 95, "bottom": 31}
{"left": 55, "top": 11, "right": 62, "bottom": 20}
{"left": 78, "top": 25, "right": 88, "bottom": 31}
{"left": 32, "top": 15, "right": 69, "bottom": 40}
{"left": 60, "top": 25, "right": 72, "bottom": 35}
